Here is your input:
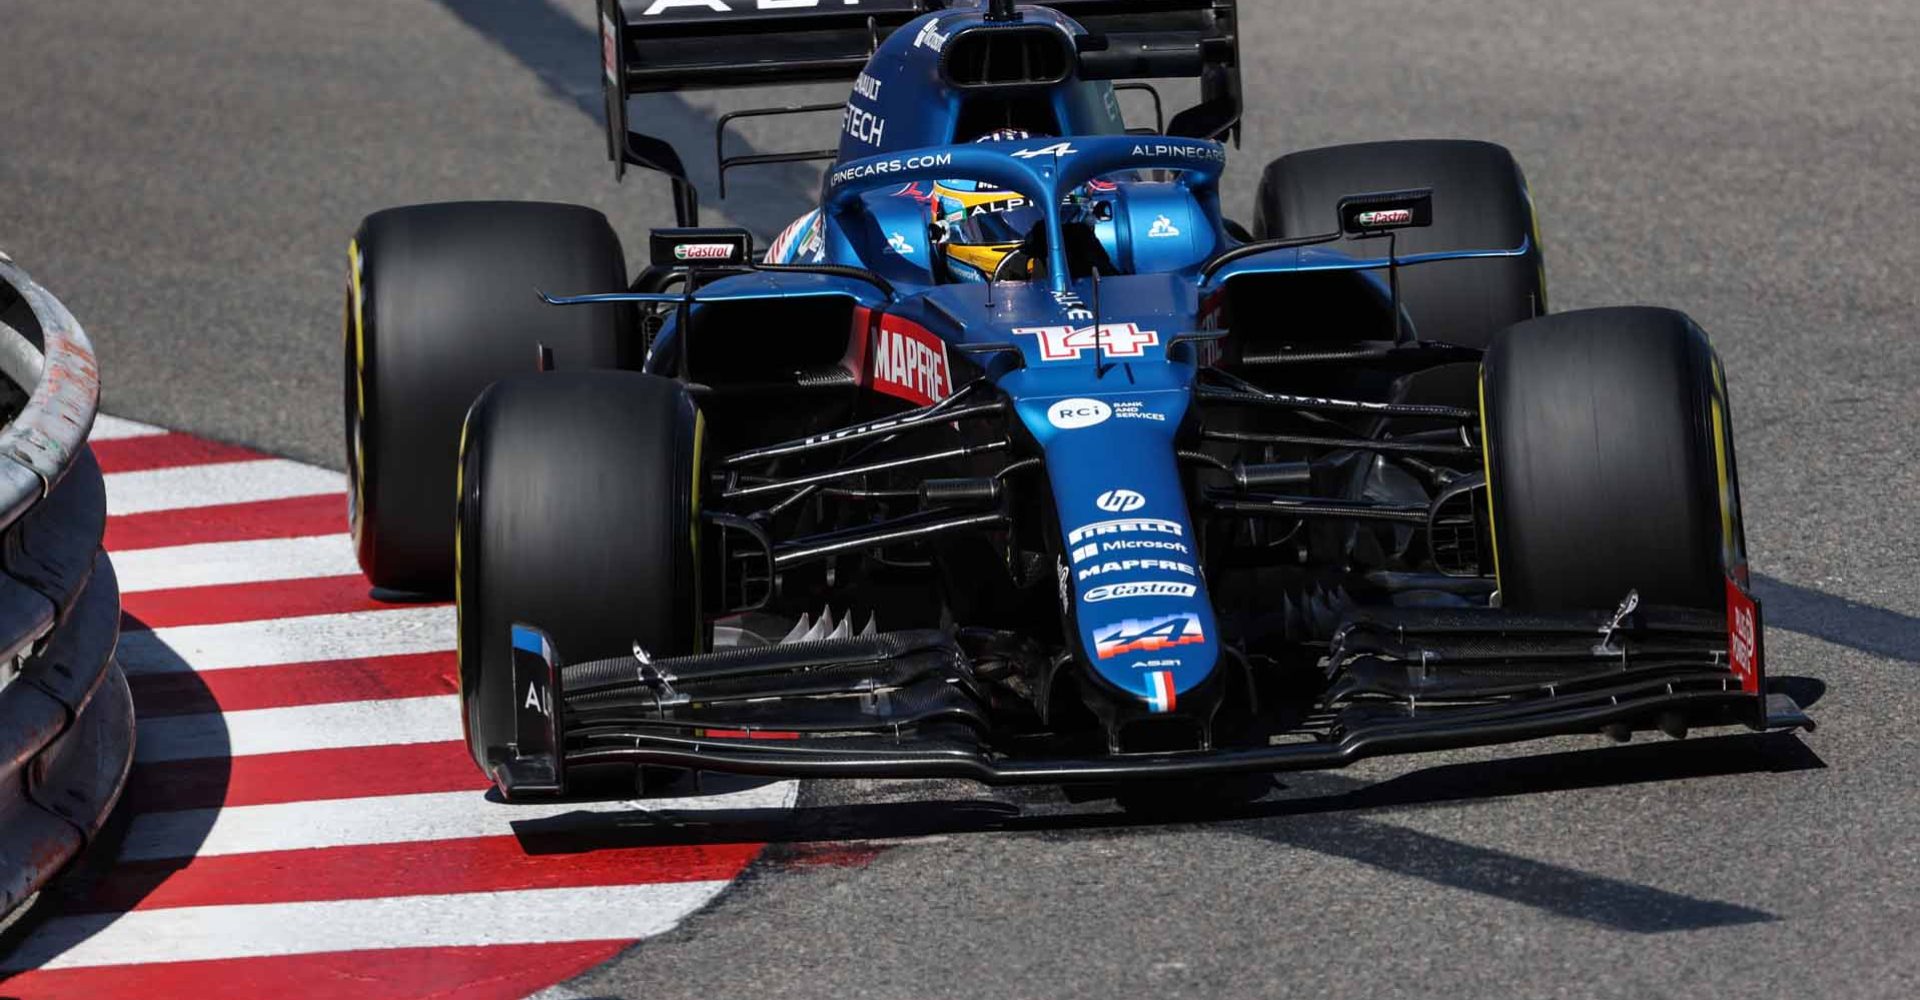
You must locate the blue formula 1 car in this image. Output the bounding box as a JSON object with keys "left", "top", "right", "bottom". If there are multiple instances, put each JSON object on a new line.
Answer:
{"left": 341, "top": 0, "right": 1810, "bottom": 800}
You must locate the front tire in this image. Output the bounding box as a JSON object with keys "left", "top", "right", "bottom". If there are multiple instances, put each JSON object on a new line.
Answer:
{"left": 1480, "top": 307, "right": 1747, "bottom": 611}
{"left": 345, "top": 201, "right": 636, "bottom": 594}
{"left": 456, "top": 371, "right": 704, "bottom": 774}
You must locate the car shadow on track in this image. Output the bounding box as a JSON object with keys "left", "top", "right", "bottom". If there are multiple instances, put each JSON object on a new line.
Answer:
{"left": 506, "top": 731, "right": 1825, "bottom": 849}
{"left": 1755, "top": 574, "right": 1920, "bottom": 665}
{"left": 506, "top": 731, "right": 1822, "bottom": 931}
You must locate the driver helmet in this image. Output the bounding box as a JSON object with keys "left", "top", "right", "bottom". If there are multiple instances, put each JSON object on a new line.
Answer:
{"left": 931, "top": 128, "right": 1051, "bottom": 283}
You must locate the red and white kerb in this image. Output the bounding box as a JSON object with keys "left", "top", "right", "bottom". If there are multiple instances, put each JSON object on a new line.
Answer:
{"left": 0, "top": 415, "right": 796, "bottom": 1000}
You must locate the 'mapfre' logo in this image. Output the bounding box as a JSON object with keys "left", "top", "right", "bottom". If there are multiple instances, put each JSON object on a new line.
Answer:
{"left": 870, "top": 316, "right": 950, "bottom": 408}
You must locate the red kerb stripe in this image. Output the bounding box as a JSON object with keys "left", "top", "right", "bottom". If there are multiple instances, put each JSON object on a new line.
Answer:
{"left": 122, "top": 574, "right": 439, "bottom": 631}
{"left": 106, "top": 493, "right": 348, "bottom": 551}
{"left": 128, "top": 650, "right": 455, "bottom": 718}
{"left": 91, "top": 433, "right": 267, "bottom": 474}
{"left": 76, "top": 834, "right": 761, "bottom": 912}
{"left": 124, "top": 739, "right": 484, "bottom": 812}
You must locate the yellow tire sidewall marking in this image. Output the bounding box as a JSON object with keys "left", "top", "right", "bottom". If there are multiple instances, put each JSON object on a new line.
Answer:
{"left": 1477, "top": 366, "right": 1503, "bottom": 593}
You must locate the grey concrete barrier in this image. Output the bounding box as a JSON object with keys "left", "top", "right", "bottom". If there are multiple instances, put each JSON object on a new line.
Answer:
{"left": 0, "top": 257, "right": 130, "bottom": 920}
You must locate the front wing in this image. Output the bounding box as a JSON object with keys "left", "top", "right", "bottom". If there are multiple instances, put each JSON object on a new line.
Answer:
{"left": 489, "top": 600, "right": 1813, "bottom": 798}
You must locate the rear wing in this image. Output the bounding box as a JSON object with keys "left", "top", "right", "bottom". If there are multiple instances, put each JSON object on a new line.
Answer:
{"left": 598, "top": 0, "right": 1242, "bottom": 225}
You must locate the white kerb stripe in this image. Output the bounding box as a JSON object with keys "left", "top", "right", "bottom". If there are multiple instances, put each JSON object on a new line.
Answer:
{"left": 104, "top": 459, "right": 344, "bottom": 515}
{"left": 111, "top": 533, "right": 359, "bottom": 593}
{"left": 116, "top": 605, "right": 453, "bottom": 674}
{"left": 133, "top": 694, "right": 462, "bottom": 763}
{"left": 3, "top": 881, "right": 732, "bottom": 971}
{"left": 87, "top": 413, "right": 168, "bottom": 441}
{"left": 121, "top": 780, "right": 800, "bottom": 861}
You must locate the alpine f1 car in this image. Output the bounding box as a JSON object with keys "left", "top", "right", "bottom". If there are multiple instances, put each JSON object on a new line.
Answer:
{"left": 342, "top": 0, "right": 1811, "bottom": 800}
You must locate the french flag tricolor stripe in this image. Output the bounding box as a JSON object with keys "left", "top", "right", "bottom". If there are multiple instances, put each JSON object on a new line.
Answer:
{"left": 1147, "top": 670, "right": 1177, "bottom": 713}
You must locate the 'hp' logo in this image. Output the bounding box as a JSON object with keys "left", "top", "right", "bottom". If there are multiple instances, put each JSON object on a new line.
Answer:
{"left": 1096, "top": 490, "right": 1146, "bottom": 513}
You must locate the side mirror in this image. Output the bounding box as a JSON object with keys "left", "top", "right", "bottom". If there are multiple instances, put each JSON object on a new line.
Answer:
{"left": 1338, "top": 189, "right": 1433, "bottom": 236}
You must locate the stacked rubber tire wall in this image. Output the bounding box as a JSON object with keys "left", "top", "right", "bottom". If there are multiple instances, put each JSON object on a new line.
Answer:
{"left": 0, "top": 256, "right": 130, "bottom": 919}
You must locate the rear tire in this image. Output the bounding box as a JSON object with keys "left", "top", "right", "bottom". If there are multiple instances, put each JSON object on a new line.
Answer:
{"left": 1254, "top": 139, "right": 1547, "bottom": 347}
{"left": 1480, "top": 307, "right": 1747, "bottom": 611}
{"left": 345, "top": 201, "right": 636, "bottom": 593}
{"left": 456, "top": 371, "right": 703, "bottom": 773}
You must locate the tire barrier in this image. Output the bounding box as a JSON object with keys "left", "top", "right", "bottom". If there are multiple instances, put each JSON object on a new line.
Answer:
{"left": 0, "top": 255, "right": 128, "bottom": 920}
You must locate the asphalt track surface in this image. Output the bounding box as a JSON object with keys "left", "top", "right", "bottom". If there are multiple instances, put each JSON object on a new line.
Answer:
{"left": 3, "top": 1, "right": 1918, "bottom": 998}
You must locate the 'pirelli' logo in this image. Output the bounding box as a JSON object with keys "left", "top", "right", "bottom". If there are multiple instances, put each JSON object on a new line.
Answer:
{"left": 1065, "top": 518, "right": 1184, "bottom": 546}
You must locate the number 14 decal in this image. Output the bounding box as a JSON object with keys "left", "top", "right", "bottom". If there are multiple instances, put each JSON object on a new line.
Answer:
{"left": 1014, "top": 323, "right": 1161, "bottom": 362}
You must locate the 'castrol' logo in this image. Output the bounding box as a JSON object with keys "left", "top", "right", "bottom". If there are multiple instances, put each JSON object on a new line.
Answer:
{"left": 1356, "top": 208, "right": 1414, "bottom": 227}
{"left": 674, "top": 243, "right": 736, "bottom": 261}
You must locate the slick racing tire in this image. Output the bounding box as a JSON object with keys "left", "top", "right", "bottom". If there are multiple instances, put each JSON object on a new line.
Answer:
{"left": 457, "top": 370, "right": 704, "bottom": 774}
{"left": 1253, "top": 139, "right": 1546, "bottom": 348}
{"left": 1480, "top": 307, "right": 1748, "bottom": 612}
{"left": 345, "top": 201, "right": 636, "bottom": 594}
